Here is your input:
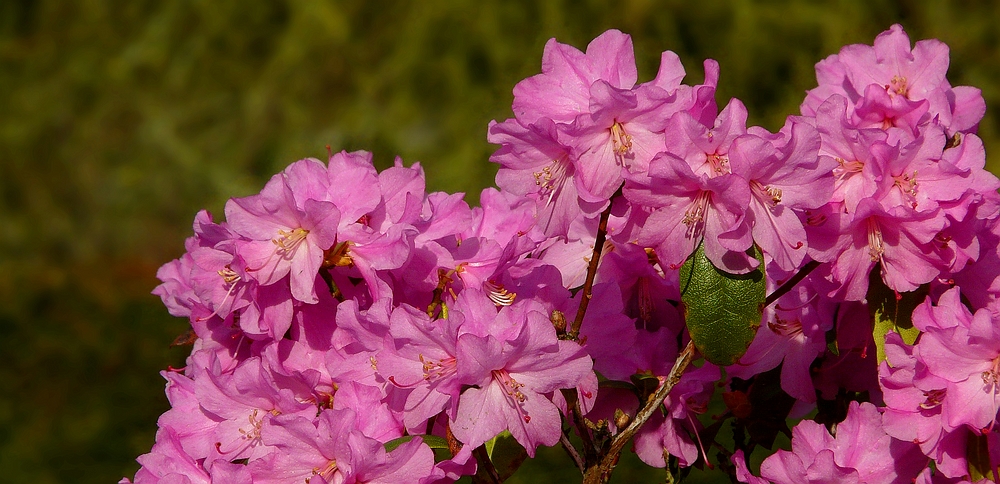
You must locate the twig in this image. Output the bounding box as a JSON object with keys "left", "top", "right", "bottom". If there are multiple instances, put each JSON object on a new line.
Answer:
{"left": 764, "top": 260, "right": 821, "bottom": 307}
{"left": 561, "top": 388, "right": 598, "bottom": 465}
{"left": 560, "top": 432, "right": 586, "bottom": 474}
{"left": 583, "top": 340, "right": 697, "bottom": 484}
{"left": 568, "top": 201, "right": 615, "bottom": 340}
{"left": 472, "top": 445, "right": 502, "bottom": 484}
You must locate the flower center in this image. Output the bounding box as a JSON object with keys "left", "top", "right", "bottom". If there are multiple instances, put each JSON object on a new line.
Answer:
{"left": 919, "top": 389, "right": 946, "bottom": 410}
{"left": 750, "top": 180, "right": 782, "bottom": 208}
{"left": 981, "top": 355, "right": 1000, "bottom": 394}
{"left": 682, "top": 192, "right": 712, "bottom": 239}
{"left": 493, "top": 369, "right": 531, "bottom": 423}
{"left": 893, "top": 170, "right": 919, "bottom": 209}
{"left": 272, "top": 228, "right": 309, "bottom": 259}
{"left": 768, "top": 315, "right": 803, "bottom": 337}
{"left": 322, "top": 241, "right": 353, "bottom": 268}
{"left": 484, "top": 280, "right": 517, "bottom": 307}
{"left": 421, "top": 354, "right": 458, "bottom": 382}
{"left": 533, "top": 158, "right": 572, "bottom": 207}
{"left": 867, "top": 218, "right": 885, "bottom": 262}
{"left": 887, "top": 75, "right": 909, "bottom": 97}
{"left": 833, "top": 157, "right": 864, "bottom": 180}
{"left": 706, "top": 152, "right": 730, "bottom": 176}
{"left": 610, "top": 121, "right": 633, "bottom": 159}
{"left": 237, "top": 407, "right": 280, "bottom": 442}
{"left": 218, "top": 264, "right": 240, "bottom": 286}
{"left": 308, "top": 459, "right": 340, "bottom": 483}
{"left": 804, "top": 210, "right": 827, "bottom": 227}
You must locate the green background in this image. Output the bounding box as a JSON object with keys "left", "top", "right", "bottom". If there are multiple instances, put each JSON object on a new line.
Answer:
{"left": 1, "top": 1, "right": 998, "bottom": 482}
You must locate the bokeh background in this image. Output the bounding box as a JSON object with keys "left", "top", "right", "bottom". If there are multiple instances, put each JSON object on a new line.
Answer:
{"left": 2, "top": 1, "right": 998, "bottom": 482}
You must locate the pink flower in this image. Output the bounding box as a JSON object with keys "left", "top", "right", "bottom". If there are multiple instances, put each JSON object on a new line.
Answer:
{"left": 802, "top": 24, "right": 984, "bottom": 135}
{"left": 595, "top": 242, "right": 681, "bottom": 333}
{"left": 126, "top": 427, "right": 252, "bottom": 484}
{"left": 626, "top": 149, "right": 755, "bottom": 273}
{"left": 729, "top": 117, "right": 831, "bottom": 271}
{"left": 759, "top": 401, "right": 926, "bottom": 484}
{"left": 912, "top": 287, "right": 1000, "bottom": 432}
{"left": 193, "top": 355, "right": 316, "bottom": 465}
{"left": 807, "top": 198, "right": 945, "bottom": 300}
{"left": 634, "top": 364, "right": 719, "bottom": 468}
{"left": 488, "top": 117, "right": 586, "bottom": 236}
{"left": 879, "top": 332, "right": 971, "bottom": 477}
{"left": 252, "top": 407, "right": 435, "bottom": 484}
{"left": 502, "top": 30, "right": 718, "bottom": 204}
{"left": 378, "top": 303, "right": 466, "bottom": 430}
{"left": 450, "top": 297, "right": 593, "bottom": 456}
{"left": 226, "top": 158, "right": 341, "bottom": 304}
{"left": 662, "top": 98, "right": 748, "bottom": 179}
{"left": 513, "top": 29, "right": 638, "bottom": 126}
{"left": 728, "top": 273, "right": 833, "bottom": 403}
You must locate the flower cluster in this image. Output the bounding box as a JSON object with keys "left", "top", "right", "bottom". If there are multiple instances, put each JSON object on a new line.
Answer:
{"left": 128, "top": 26, "right": 1000, "bottom": 483}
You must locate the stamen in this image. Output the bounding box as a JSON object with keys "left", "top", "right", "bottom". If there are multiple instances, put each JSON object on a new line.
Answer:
{"left": 484, "top": 280, "right": 516, "bottom": 307}
{"left": 804, "top": 210, "right": 827, "bottom": 227}
{"left": 867, "top": 218, "right": 885, "bottom": 262}
{"left": 322, "top": 241, "right": 353, "bottom": 268}
{"left": 945, "top": 133, "right": 962, "bottom": 150}
{"left": 887, "top": 75, "right": 909, "bottom": 97}
{"left": 833, "top": 157, "right": 864, "bottom": 180}
{"left": 533, "top": 158, "right": 571, "bottom": 209}
{"left": 610, "top": 121, "right": 633, "bottom": 159}
{"left": 420, "top": 354, "right": 458, "bottom": 382}
{"left": 686, "top": 410, "right": 713, "bottom": 469}
{"left": 706, "top": 153, "right": 730, "bottom": 175}
{"left": 893, "top": 171, "right": 919, "bottom": 208}
{"left": 308, "top": 458, "right": 340, "bottom": 483}
{"left": 218, "top": 265, "right": 240, "bottom": 285}
{"left": 982, "top": 356, "right": 1000, "bottom": 394}
{"left": 272, "top": 228, "right": 309, "bottom": 259}
{"left": 768, "top": 315, "right": 803, "bottom": 337}
{"left": 194, "top": 265, "right": 242, "bottom": 322}
{"left": 919, "top": 389, "right": 946, "bottom": 410}
{"left": 682, "top": 192, "right": 711, "bottom": 238}
{"left": 493, "top": 369, "right": 531, "bottom": 423}
{"left": 750, "top": 180, "right": 782, "bottom": 207}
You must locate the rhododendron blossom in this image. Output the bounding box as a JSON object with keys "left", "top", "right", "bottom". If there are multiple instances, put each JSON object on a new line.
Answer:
{"left": 130, "top": 25, "right": 1000, "bottom": 484}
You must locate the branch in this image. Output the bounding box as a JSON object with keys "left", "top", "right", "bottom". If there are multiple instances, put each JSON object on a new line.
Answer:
{"left": 559, "top": 432, "right": 586, "bottom": 474}
{"left": 568, "top": 201, "right": 615, "bottom": 341}
{"left": 764, "top": 260, "right": 821, "bottom": 308}
{"left": 472, "top": 445, "right": 502, "bottom": 484}
{"left": 561, "top": 387, "right": 598, "bottom": 465}
{"left": 583, "top": 340, "right": 697, "bottom": 484}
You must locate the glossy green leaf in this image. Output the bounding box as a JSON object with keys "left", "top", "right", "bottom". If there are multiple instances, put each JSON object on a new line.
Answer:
{"left": 679, "top": 243, "right": 766, "bottom": 366}
{"left": 384, "top": 435, "right": 450, "bottom": 453}
{"left": 967, "top": 431, "right": 992, "bottom": 481}
{"left": 868, "top": 270, "right": 926, "bottom": 364}
{"left": 485, "top": 431, "right": 528, "bottom": 482}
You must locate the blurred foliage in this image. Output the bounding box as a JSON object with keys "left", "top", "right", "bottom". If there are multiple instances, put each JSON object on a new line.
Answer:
{"left": 0, "top": 1, "right": 997, "bottom": 482}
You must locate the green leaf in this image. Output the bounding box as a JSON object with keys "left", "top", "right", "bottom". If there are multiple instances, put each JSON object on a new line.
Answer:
{"left": 967, "top": 431, "right": 992, "bottom": 481}
{"left": 679, "top": 242, "right": 766, "bottom": 366}
{"left": 384, "top": 435, "right": 450, "bottom": 453}
{"left": 484, "top": 431, "right": 528, "bottom": 482}
{"left": 867, "top": 269, "right": 926, "bottom": 364}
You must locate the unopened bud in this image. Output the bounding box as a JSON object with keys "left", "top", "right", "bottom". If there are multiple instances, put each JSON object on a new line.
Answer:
{"left": 550, "top": 310, "right": 567, "bottom": 333}
{"left": 613, "top": 408, "right": 631, "bottom": 430}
